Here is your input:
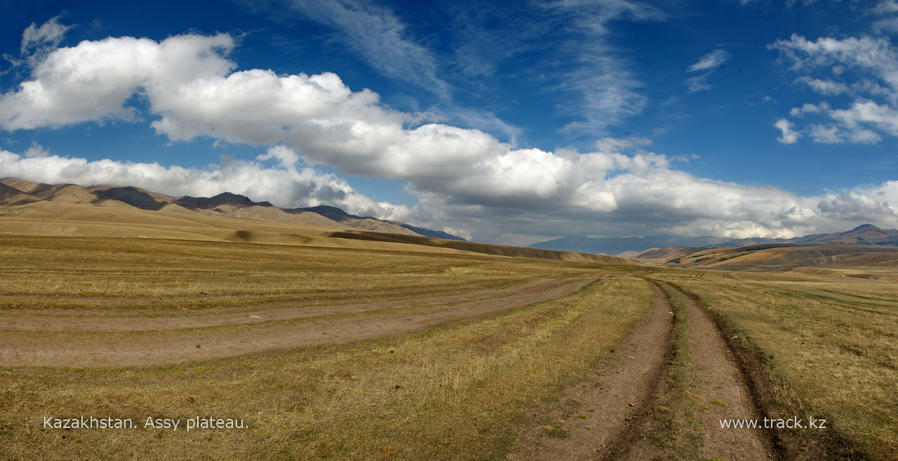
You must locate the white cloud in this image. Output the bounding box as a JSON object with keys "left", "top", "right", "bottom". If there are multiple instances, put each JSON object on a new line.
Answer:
{"left": 770, "top": 35, "right": 898, "bottom": 88}
{"left": 770, "top": 34, "right": 898, "bottom": 143}
{"left": 20, "top": 16, "right": 71, "bottom": 56}
{"left": 796, "top": 77, "right": 850, "bottom": 94}
{"left": 686, "top": 74, "right": 711, "bottom": 93}
{"left": 688, "top": 49, "right": 730, "bottom": 72}
{"left": 417, "top": 158, "right": 898, "bottom": 242}
{"left": 685, "top": 49, "right": 729, "bottom": 92}
{"left": 830, "top": 99, "right": 898, "bottom": 134}
{"left": 873, "top": 17, "right": 898, "bottom": 35}
{"left": 873, "top": 0, "right": 898, "bottom": 15}
{"left": 670, "top": 153, "right": 700, "bottom": 163}
{"left": 774, "top": 118, "right": 800, "bottom": 143}
{"left": 0, "top": 34, "right": 235, "bottom": 130}
{"left": 817, "top": 181, "right": 898, "bottom": 221}
{"left": 3, "top": 31, "right": 897, "bottom": 243}
{"left": 788, "top": 100, "right": 894, "bottom": 142}
{"left": 594, "top": 136, "right": 652, "bottom": 153}
{"left": 23, "top": 142, "right": 50, "bottom": 158}
{"left": 809, "top": 124, "right": 842, "bottom": 143}
{"left": 789, "top": 102, "right": 827, "bottom": 116}
{"left": 542, "top": 0, "right": 664, "bottom": 132}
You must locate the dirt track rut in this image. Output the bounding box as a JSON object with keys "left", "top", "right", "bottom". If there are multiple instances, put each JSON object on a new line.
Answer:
{"left": 0, "top": 277, "right": 596, "bottom": 367}
{"left": 0, "top": 278, "right": 567, "bottom": 332}
{"left": 617, "top": 282, "right": 776, "bottom": 460}
{"left": 511, "top": 280, "right": 778, "bottom": 460}
{"left": 509, "top": 283, "right": 675, "bottom": 460}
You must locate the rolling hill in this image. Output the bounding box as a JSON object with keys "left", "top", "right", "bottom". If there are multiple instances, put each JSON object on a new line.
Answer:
{"left": 628, "top": 241, "right": 898, "bottom": 279}
{"left": 0, "top": 177, "right": 461, "bottom": 241}
{"left": 0, "top": 177, "right": 630, "bottom": 264}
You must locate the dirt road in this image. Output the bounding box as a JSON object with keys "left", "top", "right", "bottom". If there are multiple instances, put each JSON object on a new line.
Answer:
{"left": 510, "top": 281, "right": 780, "bottom": 460}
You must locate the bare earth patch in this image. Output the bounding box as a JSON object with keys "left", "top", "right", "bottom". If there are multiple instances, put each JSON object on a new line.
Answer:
{"left": 508, "top": 283, "right": 675, "bottom": 460}
{"left": 620, "top": 283, "right": 775, "bottom": 460}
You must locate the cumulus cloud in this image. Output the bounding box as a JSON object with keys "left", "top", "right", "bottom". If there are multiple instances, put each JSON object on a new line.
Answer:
{"left": 416, "top": 158, "right": 898, "bottom": 244}
{"left": 0, "top": 146, "right": 409, "bottom": 221}
{"left": 817, "top": 181, "right": 898, "bottom": 222}
{"left": 0, "top": 34, "right": 235, "bottom": 129}
{"left": 774, "top": 118, "right": 800, "bottom": 143}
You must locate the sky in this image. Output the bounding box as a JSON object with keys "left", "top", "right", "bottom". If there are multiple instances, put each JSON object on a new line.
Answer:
{"left": 1, "top": 0, "right": 898, "bottom": 245}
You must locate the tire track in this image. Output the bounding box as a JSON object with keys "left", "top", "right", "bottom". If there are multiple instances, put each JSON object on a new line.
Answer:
{"left": 617, "top": 281, "right": 777, "bottom": 460}
{"left": 509, "top": 282, "right": 677, "bottom": 460}
{"left": 510, "top": 279, "right": 783, "bottom": 460}
{"left": 0, "top": 277, "right": 598, "bottom": 367}
{"left": 0, "top": 278, "right": 570, "bottom": 332}
{"left": 665, "top": 282, "right": 853, "bottom": 460}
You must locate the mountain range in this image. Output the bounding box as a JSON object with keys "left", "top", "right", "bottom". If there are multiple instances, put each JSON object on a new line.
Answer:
{"left": 0, "top": 177, "right": 464, "bottom": 241}
{"left": 531, "top": 224, "right": 898, "bottom": 255}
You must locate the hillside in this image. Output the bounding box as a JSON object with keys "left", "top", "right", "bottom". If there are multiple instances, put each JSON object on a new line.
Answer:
{"left": 288, "top": 205, "right": 422, "bottom": 236}
{"left": 0, "top": 177, "right": 461, "bottom": 241}
{"left": 794, "top": 223, "right": 898, "bottom": 245}
{"left": 0, "top": 177, "right": 630, "bottom": 264}
{"left": 630, "top": 241, "right": 898, "bottom": 278}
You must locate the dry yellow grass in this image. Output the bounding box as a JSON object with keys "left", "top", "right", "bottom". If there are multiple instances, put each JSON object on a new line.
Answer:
{"left": 0, "top": 262, "right": 652, "bottom": 458}
{"left": 654, "top": 269, "right": 898, "bottom": 459}
{"left": 2, "top": 201, "right": 896, "bottom": 458}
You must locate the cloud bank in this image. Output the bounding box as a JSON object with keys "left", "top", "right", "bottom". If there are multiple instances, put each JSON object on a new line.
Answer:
{"left": 2, "top": 29, "right": 897, "bottom": 243}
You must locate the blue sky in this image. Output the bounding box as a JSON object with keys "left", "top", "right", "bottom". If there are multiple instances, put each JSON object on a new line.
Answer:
{"left": 1, "top": 0, "right": 897, "bottom": 244}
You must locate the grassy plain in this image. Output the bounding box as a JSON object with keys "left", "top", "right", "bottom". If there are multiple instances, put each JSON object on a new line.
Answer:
{"left": 0, "top": 202, "right": 896, "bottom": 458}
{"left": 0, "top": 232, "right": 653, "bottom": 459}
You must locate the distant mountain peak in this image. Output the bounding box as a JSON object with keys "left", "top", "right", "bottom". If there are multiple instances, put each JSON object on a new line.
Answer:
{"left": 848, "top": 223, "right": 883, "bottom": 233}
{"left": 94, "top": 186, "right": 166, "bottom": 211}
{"left": 294, "top": 205, "right": 358, "bottom": 221}
{"left": 175, "top": 192, "right": 272, "bottom": 210}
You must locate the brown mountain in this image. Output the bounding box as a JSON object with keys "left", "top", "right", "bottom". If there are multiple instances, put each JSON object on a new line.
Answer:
{"left": 94, "top": 186, "right": 169, "bottom": 210}
{"left": 174, "top": 192, "right": 274, "bottom": 210}
{"left": 0, "top": 183, "right": 32, "bottom": 205}
{"left": 0, "top": 177, "right": 460, "bottom": 240}
{"left": 287, "top": 205, "right": 434, "bottom": 237}
{"left": 794, "top": 224, "right": 898, "bottom": 245}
